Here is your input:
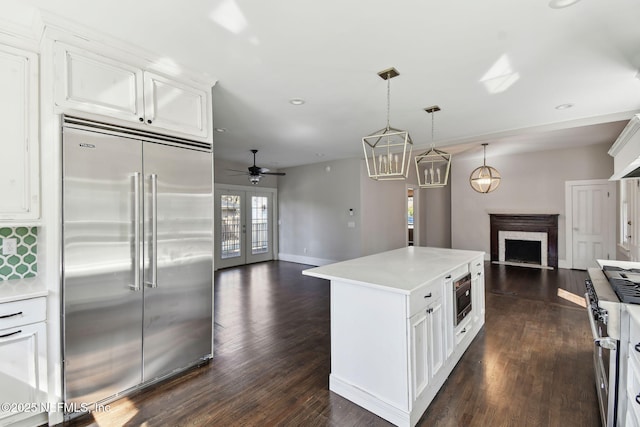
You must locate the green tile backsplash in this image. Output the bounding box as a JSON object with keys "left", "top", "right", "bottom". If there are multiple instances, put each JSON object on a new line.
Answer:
{"left": 0, "top": 227, "right": 37, "bottom": 281}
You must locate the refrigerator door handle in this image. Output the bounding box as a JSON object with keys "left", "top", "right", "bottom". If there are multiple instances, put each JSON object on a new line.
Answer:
{"left": 130, "top": 172, "right": 142, "bottom": 291}
{"left": 146, "top": 173, "right": 158, "bottom": 288}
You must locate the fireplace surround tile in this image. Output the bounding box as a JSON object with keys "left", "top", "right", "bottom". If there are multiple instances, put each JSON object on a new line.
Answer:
{"left": 489, "top": 214, "right": 559, "bottom": 269}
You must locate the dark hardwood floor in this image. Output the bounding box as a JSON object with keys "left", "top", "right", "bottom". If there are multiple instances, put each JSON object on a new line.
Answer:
{"left": 63, "top": 261, "right": 600, "bottom": 427}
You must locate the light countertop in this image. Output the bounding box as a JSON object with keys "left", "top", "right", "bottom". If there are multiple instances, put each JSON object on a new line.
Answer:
{"left": 302, "top": 246, "right": 484, "bottom": 294}
{"left": 0, "top": 276, "right": 47, "bottom": 304}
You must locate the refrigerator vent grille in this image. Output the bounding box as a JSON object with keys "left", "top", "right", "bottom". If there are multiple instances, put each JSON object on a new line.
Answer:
{"left": 62, "top": 116, "right": 212, "bottom": 152}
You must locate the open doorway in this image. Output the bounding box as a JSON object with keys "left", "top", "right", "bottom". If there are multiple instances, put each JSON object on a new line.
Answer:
{"left": 407, "top": 185, "right": 418, "bottom": 246}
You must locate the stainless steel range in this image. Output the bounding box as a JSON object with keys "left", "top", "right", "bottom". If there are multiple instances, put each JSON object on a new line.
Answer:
{"left": 586, "top": 262, "right": 640, "bottom": 427}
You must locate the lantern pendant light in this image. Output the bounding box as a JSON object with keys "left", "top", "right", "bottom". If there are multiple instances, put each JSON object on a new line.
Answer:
{"left": 469, "top": 143, "right": 501, "bottom": 193}
{"left": 362, "top": 67, "right": 413, "bottom": 181}
{"left": 414, "top": 106, "right": 451, "bottom": 188}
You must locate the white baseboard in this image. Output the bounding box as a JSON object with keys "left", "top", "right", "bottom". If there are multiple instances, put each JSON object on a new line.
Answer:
{"left": 558, "top": 259, "right": 570, "bottom": 269}
{"left": 329, "top": 375, "right": 410, "bottom": 427}
{"left": 277, "top": 253, "right": 337, "bottom": 267}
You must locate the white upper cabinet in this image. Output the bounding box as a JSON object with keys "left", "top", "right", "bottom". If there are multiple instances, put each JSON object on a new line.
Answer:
{"left": 54, "top": 42, "right": 144, "bottom": 123}
{"left": 0, "top": 43, "right": 39, "bottom": 221}
{"left": 143, "top": 71, "right": 208, "bottom": 138}
{"left": 53, "top": 41, "right": 211, "bottom": 141}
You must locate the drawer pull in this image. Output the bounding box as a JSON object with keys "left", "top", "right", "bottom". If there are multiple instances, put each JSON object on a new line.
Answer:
{"left": 636, "top": 394, "right": 640, "bottom": 405}
{"left": 0, "top": 311, "right": 23, "bottom": 319}
{"left": 0, "top": 330, "right": 22, "bottom": 339}
{"left": 445, "top": 275, "right": 452, "bottom": 279}
{"left": 635, "top": 343, "right": 640, "bottom": 353}
{"left": 423, "top": 293, "right": 432, "bottom": 299}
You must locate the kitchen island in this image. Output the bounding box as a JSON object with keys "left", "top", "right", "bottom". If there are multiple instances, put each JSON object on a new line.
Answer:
{"left": 303, "top": 247, "right": 485, "bottom": 427}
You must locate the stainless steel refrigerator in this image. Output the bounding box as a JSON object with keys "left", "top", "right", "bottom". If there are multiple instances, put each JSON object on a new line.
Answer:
{"left": 61, "top": 116, "right": 213, "bottom": 408}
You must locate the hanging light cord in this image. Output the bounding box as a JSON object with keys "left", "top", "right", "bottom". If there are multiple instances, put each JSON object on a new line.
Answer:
{"left": 430, "top": 111, "right": 435, "bottom": 149}
{"left": 386, "top": 72, "right": 391, "bottom": 130}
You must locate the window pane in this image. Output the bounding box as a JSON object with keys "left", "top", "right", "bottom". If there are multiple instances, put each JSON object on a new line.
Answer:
{"left": 221, "top": 195, "right": 241, "bottom": 259}
{"left": 251, "top": 196, "right": 268, "bottom": 255}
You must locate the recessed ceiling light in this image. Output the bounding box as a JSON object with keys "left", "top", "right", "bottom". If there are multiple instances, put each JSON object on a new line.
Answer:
{"left": 289, "top": 98, "right": 305, "bottom": 105}
{"left": 555, "top": 103, "right": 574, "bottom": 110}
{"left": 214, "top": 127, "right": 227, "bottom": 133}
{"left": 548, "top": 0, "right": 581, "bottom": 9}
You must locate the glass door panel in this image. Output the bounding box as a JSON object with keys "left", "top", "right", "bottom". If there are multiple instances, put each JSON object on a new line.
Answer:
{"left": 251, "top": 195, "right": 268, "bottom": 255}
{"left": 246, "top": 193, "right": 273, "bottom": 264}
{"left": 221, "top": 194, "right": 242, "bottom": 260}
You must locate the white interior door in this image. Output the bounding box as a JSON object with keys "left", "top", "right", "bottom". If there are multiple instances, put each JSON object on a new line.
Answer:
{"left": 215, "top": 188, "right": 275, "bottom": 269}
{"left": 570, "top": 181, "right": 615, "bottom": 269}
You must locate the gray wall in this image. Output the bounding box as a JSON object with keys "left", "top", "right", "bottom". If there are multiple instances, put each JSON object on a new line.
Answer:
{"left": 278, "top": 158, "right": 363, "bottom": 264}
{"left": 450, "top": 143, "right": 614, "bottom": 262}
{"left": 360, "top": 162, "right": 408, "bottom": 256}
{"left": 421, "top": 183, "right": 452, "bottom": 248}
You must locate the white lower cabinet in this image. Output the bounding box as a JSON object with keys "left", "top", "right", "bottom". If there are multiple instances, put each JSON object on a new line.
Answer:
{"left": 410, "top": 296, "right": 444, "bottom": 403}
{"left": 0, "top": 297, "right": 48, "bottom": 426}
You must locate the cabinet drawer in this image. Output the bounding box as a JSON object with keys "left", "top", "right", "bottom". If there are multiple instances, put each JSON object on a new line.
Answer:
{"left": 0, "top": 297, "right": 46, "bottom": 330}
{"left": 409, "top": 281, "right": 441, "bottom": 317}
{"left": 470, "top": 257, "right": 484, "bottom": 276}
{"left": 450, "top": 265, "right": 470, "bottom": 282}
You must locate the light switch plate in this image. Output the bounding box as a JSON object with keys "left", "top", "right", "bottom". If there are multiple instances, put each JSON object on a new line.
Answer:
{"left": 2, "top": 238, "right": 17, "bottom": 255}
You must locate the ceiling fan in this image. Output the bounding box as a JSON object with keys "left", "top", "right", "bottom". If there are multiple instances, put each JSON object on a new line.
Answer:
{"left": 230, "top": 149, "right": 286, "bottom": 184}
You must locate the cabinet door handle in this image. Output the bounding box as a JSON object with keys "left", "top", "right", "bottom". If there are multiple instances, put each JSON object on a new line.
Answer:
{"left": 424, "top": 293, "right": 432, "bottom": 298}
{"left": 635, "top": 343, "right": 640, "bottom": 353}
{"left": 139, "top": 117, "right": 144, "bottom": 122}
{"left": 0, "top": 311, "right": 23, "bottom": 319}
{"left": 147, "top": 119, "right": 153, "bottom": 124}
{"left": 0, "top": 330, "right": 22, "bottom": 338}
{"left": 636, "top": 394, "right": 640, "bottom": 405}
{"left": 445, "top": 275, "right": 452, "bottom": 279}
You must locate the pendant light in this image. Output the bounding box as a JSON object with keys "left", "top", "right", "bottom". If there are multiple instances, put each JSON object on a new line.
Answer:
{"left": 414, "top": 106, "right": 451, "bottom": 188}
{"left": 470, "top": 143, "right": 501, "bottom": 193}
{"left": 362, "top": 67, "right": 413, "bottom": 181}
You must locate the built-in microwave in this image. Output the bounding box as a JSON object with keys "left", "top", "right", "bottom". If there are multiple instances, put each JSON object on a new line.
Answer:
{"left": 454, "top": 273, "right": 472, "bottom": 326}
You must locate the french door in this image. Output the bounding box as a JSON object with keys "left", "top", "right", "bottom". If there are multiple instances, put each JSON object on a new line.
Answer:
{"left": 215, "top": 187, "right": 276, "bottom": 269}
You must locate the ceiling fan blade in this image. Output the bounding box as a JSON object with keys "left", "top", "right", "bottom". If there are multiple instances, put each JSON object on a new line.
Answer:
{"left": 261, "top": 172, "right": 286, "bottom": 176}
{"left": 228, "top": 168, "right": 249, "bottom": 174}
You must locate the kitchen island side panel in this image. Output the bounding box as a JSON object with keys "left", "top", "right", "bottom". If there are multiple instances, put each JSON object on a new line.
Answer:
{"left": 330, "top": 279, "right": 409, "bottom": 412}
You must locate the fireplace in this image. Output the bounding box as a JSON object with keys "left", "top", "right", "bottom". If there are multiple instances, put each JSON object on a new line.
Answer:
{"left": 490, "top": 214, "right": 559, "bottom": 269}
{"left": 505, "top": 240, "right": 541, "bottom": 264}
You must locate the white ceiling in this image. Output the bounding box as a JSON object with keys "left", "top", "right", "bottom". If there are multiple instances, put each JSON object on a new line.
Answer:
{"left": 4, "top": 0, "right": 640, "bottom": 167}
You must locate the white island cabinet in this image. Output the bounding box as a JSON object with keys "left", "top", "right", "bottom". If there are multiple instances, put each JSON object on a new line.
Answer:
{"left": 303, "top": 247, "right": 485, "bottom": 427}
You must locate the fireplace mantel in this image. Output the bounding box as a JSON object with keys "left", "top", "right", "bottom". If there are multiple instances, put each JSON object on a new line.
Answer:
{"left": 489, "top": 214, "right": 559, "bottom": 269}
